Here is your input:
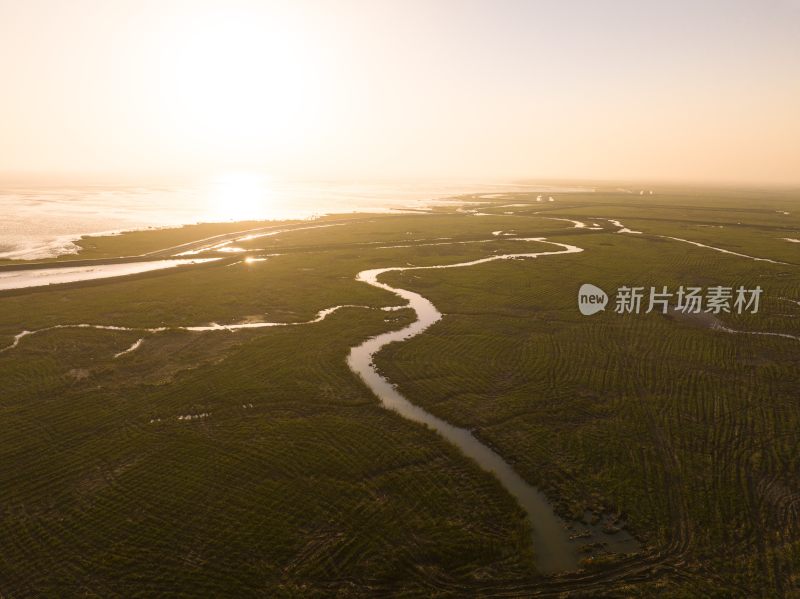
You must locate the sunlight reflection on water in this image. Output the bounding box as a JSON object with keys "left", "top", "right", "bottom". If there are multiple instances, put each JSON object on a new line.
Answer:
{"left": 0, "top": 180, "right": 591, "bottom": 259}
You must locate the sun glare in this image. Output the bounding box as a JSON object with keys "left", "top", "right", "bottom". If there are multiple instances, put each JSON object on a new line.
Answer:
{"left": 205, "top": 172, "right": 274, "bottom": 222}
{"left": 155, "top": 7, "right": 326, "bottom": 159}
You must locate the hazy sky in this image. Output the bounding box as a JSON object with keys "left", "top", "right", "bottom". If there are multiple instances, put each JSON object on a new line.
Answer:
{"left": 1, "top": 0, "right": 799, "bottom": 184}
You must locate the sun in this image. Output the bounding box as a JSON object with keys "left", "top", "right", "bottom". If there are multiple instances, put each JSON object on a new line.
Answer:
{"left": 154, "top": 7, "right": 325, "bottom": 159}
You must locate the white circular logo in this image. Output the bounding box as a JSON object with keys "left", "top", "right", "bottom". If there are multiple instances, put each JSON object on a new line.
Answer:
{"left": 578, "top": 283, "right": 608, "bottom": 316}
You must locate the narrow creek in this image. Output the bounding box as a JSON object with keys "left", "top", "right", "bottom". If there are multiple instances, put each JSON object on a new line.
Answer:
{"left": 347, "top": 238, "right": 639, "bottom": 573}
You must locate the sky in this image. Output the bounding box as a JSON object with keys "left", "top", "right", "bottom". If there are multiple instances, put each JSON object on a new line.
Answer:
{"left": 1, "top": 0, "right": 799, "bottom": 185}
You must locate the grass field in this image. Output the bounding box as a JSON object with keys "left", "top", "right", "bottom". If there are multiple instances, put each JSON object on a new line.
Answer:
{"left": 1, "top": 187, "right": 799, "bottom": 596}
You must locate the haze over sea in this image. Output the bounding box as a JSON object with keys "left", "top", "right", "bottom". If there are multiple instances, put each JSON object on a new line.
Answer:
{"left": 0, "top": 178, "right": 588, "bottom": 260}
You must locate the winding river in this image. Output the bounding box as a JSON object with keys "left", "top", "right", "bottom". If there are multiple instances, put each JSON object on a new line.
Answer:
{"left": 347, "top": 238, "right": 637, "bottom": 573}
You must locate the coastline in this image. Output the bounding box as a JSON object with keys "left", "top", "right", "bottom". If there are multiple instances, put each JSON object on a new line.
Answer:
{"left": 0, "top": 182, "right": 595, "bottom": 262}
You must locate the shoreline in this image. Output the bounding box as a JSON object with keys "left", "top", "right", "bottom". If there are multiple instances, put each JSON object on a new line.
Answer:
{"left": 0, "top": 183, "right": 597, "bottom": 262}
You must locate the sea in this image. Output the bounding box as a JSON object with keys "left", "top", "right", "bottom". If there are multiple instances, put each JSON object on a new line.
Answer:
{"left": 0, "top": 179, "right": 589, "bottom": 260}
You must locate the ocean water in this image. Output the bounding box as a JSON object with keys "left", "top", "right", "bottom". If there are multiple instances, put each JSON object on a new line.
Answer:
{"left": 0, "top": 179, "right": 588, "bottom": 260}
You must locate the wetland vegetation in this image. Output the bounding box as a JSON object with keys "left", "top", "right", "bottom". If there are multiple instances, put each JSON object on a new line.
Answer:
{"left": 1, "top": 187, "right": 799, "bottom": 596}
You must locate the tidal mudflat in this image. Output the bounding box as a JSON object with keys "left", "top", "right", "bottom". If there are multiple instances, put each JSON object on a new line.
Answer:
{"left": 0, "top": 258, "right": 218, "bottom": 291}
